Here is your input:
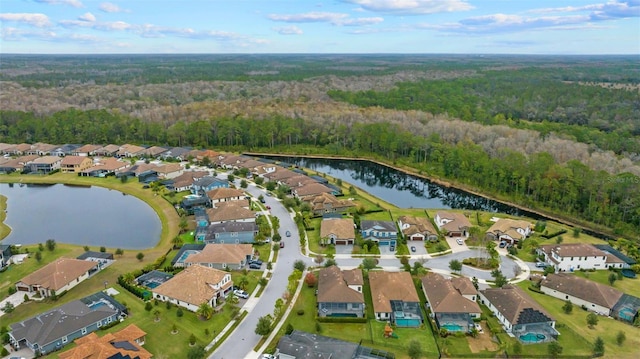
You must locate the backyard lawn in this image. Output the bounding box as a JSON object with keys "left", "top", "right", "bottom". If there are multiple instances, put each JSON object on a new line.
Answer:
{"left": 514, "top": 281, "right": 640, "bottom": 358}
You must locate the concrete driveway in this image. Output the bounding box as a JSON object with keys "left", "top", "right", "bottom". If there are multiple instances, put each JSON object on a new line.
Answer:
{"left": 407, "top": 241, "right": 428, "bottom": 256}
{"left": 445, "top": 236, "right": 468, "bottom": 252}
{"left": 409, "top": 249, "right": 521, "bottom": 281}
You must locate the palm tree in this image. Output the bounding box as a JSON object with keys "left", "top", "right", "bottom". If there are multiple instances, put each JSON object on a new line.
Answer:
{"left": 179, "top": 216, "right": 188, "bottom": 234}
{"left": 172, "top": 236, "right": 183, "bottom": 249}
{"left": 197, "top": 303, "right": 214, "bottom": 320}
{"left": 153, "top": 309, "right": 161, "bottom": 321}
{"left": 238, "top": 275, "right": 249, "bottom": 290}
{"left": 122, "top": 272, "right": 135, "bottom": 285}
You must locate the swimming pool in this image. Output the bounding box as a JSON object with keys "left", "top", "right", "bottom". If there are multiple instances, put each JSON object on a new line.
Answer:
{"left": 519, "top": 333, "right": 546, "bottom": 343}
{"left": 177, "top": 250, "right": 199, "bottom": 263}
{"left": 441, "top": 323, "right": 464, "bottom": 332}
{"left": 146, "top": 281, "right": 161, "bottom": 289}
{"left": 88, "top": 301, "right": 108, "bottom": 310}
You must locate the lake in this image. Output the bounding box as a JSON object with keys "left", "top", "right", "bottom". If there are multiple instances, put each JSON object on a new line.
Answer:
{"left": 0, "top": 183, "right": 162, "bottom": 249}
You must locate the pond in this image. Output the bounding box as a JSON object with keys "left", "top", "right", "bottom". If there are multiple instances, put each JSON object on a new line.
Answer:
{"left": 0, "top": 183, "right": 162, "bottom": 249}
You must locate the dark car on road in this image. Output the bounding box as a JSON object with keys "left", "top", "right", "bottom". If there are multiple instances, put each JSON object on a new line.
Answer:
{"left": 285, "top": 230, "right": 291, "bottom": 237}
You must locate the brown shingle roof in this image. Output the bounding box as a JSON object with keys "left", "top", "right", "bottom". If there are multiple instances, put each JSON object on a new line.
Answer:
{"left": 185, "top": 244, "right": 253, "bottom": 265}
{"left": 421, "top": 273, "right": 480, "bottom": 314}
{"left": 19, "top": 258, "right": 97, "bottom": 291}
{"left": 398, "top": 215, "right": 437, "bottom": 236}
{"left": 369, "top": 271, "right": 420, "bottom": 313}
{"left": 153, "top": 265, "right": 231, "bottom": 306}
{"left": 320, "top": 218, "right": 355, "bottom": 240}
{"left": 309, "top": 193, "right": 355, "bottom": 212}
{"left": 295, "top": 182, "right": 333, "bottom": 197}
{"left": 263, "top": 168, "right": 298, "bottom": 181}
{"left": 342, "top": 268, "right": 364, "bottom": 286}
{"left": 207, "top": 187, "right": 245, "bottom": 200}
{"left": 206, "top": 203, "right": 255, "bottom": 222}
{"left": 73, "top": 144, "right": 102, "bottom": 154}
{"left": 480, "top": 285, "right": 554, "bottom": 325}
{"left": 540, "top": 243, "right": 607, "bottom": 258}
{"left": 31, "top": 155, "right": 62, "bottom": 165}
{"left": 541, "top": 273, "right": 623, "bottom": 309}
{"left": 436, "top": 211, "right": 472, "bottom": 232}
{"left": 61, "top": 156, "right": 90, "bottom": 166}
{"left": 156, "top": 162, "right": 182, "bottom": 174}
{"left": 486, "top": 219, "right": 532, "bottom": 240}
{"left": 317, "top": 266, "right": 364, "bottom": 304}
{"left": 58, "top": 324, "right": 151, "bottom": 359}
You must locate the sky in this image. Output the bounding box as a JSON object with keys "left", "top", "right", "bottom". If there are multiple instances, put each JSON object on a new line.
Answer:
{"left": 1, "top": 0, "right": 639, "bottom": 54}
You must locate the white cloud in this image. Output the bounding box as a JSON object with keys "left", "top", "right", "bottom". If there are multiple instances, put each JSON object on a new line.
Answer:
{"left": 99, "top": 2, "right": 127, "bottom": 13}
{"left": 341, "top": 0, "right": 474, "bottom": 15}
{"left": 1, "top": 26, "right": 57, "bottom": 41}
{"left": 78, "top": 12, "right": 96, "bottom": 22}
{"left": 0, "top": 13, "right": 52, "bottom": 27}
{"left": 268, "top": 12, "right": 348, "bottom": 23}
{"left": 273, "top": 25, "right": 303, "bottom": 35}
{"left": 268, "top": 11, "right": 383, "bottom": 26}
{"left": 34, "top": 0, "right": 83, "bottom": 8}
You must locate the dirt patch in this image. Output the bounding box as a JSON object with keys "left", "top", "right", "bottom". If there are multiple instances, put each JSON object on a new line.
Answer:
{"left": 467, "top": 322, "right": 499, "bottom": 353}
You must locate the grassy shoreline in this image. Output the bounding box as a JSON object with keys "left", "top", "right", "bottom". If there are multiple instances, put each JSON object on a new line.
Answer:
{"left": 0, "top": 194, "right": 10, "bottom": 240}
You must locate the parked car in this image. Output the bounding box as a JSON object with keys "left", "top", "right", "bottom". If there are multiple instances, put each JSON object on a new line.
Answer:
{"left": 250, "top": 259, "right": 263, "bottom": 266}
{"left": 456, "top": 238, "right": 464, "bottom": 245}
{"left": 249, "top": 263, "right": 262, "bottom": 269}
{"left": 499, "top": 241, "right": 507, "bottom": 248}
{"left": 280, "top": 241, "right": 285, "bottom": 248}
{"left": 474, "top": 323, "right": 484, "bottom": 333}
{"left": 234, "top": 289, "right": 249, "bottom": 299}
{"left": 535, "top": 262, "right": 548, "bottom": 268}
{"left": 410, "top": 246, "right": 416, "bottom": 252}
{"left": 285, "top": 230, "right": 291, "bottom": 237}
{"left": 390, "top": 245, "right": 395, "bottom": 251}
{"left": 260, "top": 198, "right": 266, "bottom": 203}
{"left": 261, "top": 355, "right": 276, "bottom": 359}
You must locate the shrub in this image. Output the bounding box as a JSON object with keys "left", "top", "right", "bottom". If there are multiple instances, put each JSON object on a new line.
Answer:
{"left": 286, "top": 323, "right": 295, "bottom": 334}
{"left": 177, "top": 308, "right": 184, "bottom": 317}
{"left": 144, "top": 302, "right": 153, "bottom": 311}
{"left": 297, "top": 309, "right": 305, "bottom": 315}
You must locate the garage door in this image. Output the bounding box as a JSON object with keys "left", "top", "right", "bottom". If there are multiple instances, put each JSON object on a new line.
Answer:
{"left": 335, "top": 240, "right": 347, "bottom": 245}
{"left": 410, "top": 235, "right": 424, "bottom": 241}
{"left": 379, "top": 241, "right": 390, "bottom": 246}
{"left": 450, "top": 232, "right": 462, "bottom": 237}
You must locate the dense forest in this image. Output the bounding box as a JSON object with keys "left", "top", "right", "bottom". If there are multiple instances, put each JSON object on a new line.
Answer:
{"left": 1, "top": 54, "right": 639, "bottom": 238}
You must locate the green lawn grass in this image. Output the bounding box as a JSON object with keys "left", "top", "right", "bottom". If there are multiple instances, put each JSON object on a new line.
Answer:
{"left": 514, "top": 281, "right": 640, "bottom": 358}
{"left": 0, "top": 194, "right": 10, "bottom": 240}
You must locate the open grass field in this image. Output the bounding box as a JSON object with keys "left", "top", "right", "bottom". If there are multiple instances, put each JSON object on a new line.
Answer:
{"left": 514, "top": 281, "right": 640, "bottom": 358}
{"left": 0, "top": 195, "right": 10, "bottom": 240}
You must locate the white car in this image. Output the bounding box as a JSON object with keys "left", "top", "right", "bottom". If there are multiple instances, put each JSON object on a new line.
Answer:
{"left": 233, "top": 289, "right": 249, "bottom": 299}
{"left": 261, "top": 354, "right": 276, "bottom": 359}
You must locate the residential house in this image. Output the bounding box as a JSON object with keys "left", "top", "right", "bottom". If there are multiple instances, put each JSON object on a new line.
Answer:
{"left": 0, "top": 143, "right": 15, "bottom": 154}
{"left": 593, "top": 244, "right": 637, "bottom": 269}
{"left": 192, "top": 176, "right": 229, "bottom": 195}
{"left": 0, "top": 158, "right": 23, "bottom": 173}
{"left": 180, "top": 196, "right": 211, "bottom": 215}
{"left": 252, "top": 163, "right": 279, "bottom": 177}
{"left": 360, "top": 220, "right": 398, "bottom": 247}
{"left": 165, "top": 171, "right": 209, "bottom": 192}
{"left": 58, "top": 324, "right": 151, "bottom": 359}
{"left": 160, "top": 146, "right": 191, "bottom": 161}
{"left": 263, "top": 168, "right": 299, "bottom": 183}
{"left": 479, "top": 285, "right": 558, "bottom": 342}
{"left": 317, "top": 266, "right": 365, "bottom": 318}
{"left": 6, "top": 143, "right": 32, "bottom": 156}
{"left": 307, "top": 192, "right": 355, "bottom": 216}
{"left": 193, "top": 149, "right": 220, "bottom": 164}
{"left": 155, "top": 162, "right": 183, "bottom": 179}
{"left": 206, "top": 203, "right": 255, "bottom": 224}
{"left": 152, "top": 264, "right": 233, "bottom": 311}
{"left": 369, "top": 271, "right": 423, "bottom": 327}
{"left": 117, "top": 144, "right": 146, "bottom": 158}
{"left": 281, "top": 175, "right": 317, "bottom": 189}
{"left": 142, "top": 146, "right": 168, "bottom": 158}
{"left": 194, "top": 207, "right": 209, "bottom": 242}
{"left": 93, "top": 144, "right": 120, "bottom": 157}
{"left": 60, "top": 156, "right": 93, "bottom": 173}
{"left": 79, "top": 157, "right": 129, "bottom": 177}
{"left": 27, "top": 143, "right": 58, "bottom": 156}
{"left": 180, "top": 243, "right": 254, "bottom": 270}
{"left": 486, "top": 218, "right": 533, "bottom": 244}
{"left": 8, "top": 292, "right": 125, "bottom": 356}
{"left": 320, "top": 218, "right": 355, "bottom": 245}
{"left": 71, "top": 144, "right": 102, "bottom": 156}
{"left": 398, "top": 215, "right": 438, "bottom": 241}
{"left": 26, "top": 155, "right": 62, "bottom": 173}
{"left": 292, "top": 182, "right": 333, "bottom": 199}
{"left": 206, "top": 221, "right": 259, "bottom": 244}
{"left": 434, "top": 211, "right": 472, "bottom": 237}
{"left": 1, "top": 244, "right": 11, "bottom": 268}
{"left": 206, "top": 187, "right": 246, "bottom": 207}
{"left": 15, "top": 257, "right": 98, "bottom": 297}
{"left": 276, "top": 330, "right": 393, "bottom": 359}
{"left": 421, "top": 273, "right": 481, "bottom": 332}
{"left": 537, "top": 243, "right": 624, "bottom": 272}
{"left": 218, "top": 154, "right": 250, "bottom": 169}
{"left": 540, "top": 273, "right": 623, "bottom": 316}
{"left": 50, "top": 144, "right": 81, "bottom": 157}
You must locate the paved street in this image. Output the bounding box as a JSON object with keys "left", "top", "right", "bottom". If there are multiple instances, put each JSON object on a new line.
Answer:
{"left": 209, "top": 182, "right": 312, "bottom": 359}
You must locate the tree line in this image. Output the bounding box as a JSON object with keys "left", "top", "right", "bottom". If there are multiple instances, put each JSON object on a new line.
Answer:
{"left": 1, "top": 109, "right": 638, "bottom": 238}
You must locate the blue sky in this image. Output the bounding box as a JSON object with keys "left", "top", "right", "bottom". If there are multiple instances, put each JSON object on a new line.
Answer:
{"left": 1, "top": 0, "right": 639, "bottom": 54}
